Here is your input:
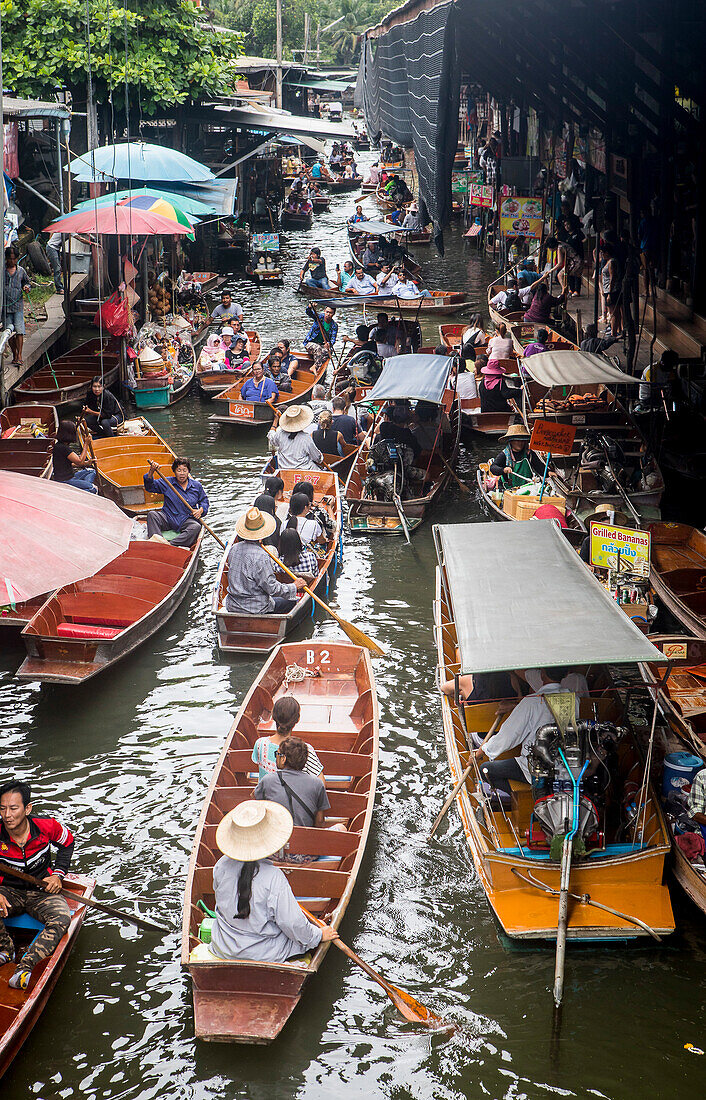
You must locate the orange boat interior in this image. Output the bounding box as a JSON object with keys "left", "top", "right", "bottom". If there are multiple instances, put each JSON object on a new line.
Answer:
{"left": 651, "top": 523, "right": 706, "bottom": 620}
{"left": 91, "top": 421, "right": 175, "bottom": 502}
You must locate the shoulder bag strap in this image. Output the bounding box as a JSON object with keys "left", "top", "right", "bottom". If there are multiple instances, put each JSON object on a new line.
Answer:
{"left": 277, "top": 773, "right": 317, "bottom": 823}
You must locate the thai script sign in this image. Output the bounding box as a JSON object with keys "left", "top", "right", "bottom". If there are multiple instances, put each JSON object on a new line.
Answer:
{"left": 589, "top": 523, "right": 651, "bottom": 575}
{"left": 499, "top": 196, "right": 544, "bottom": 238}
{"left": 529, "top": 420, "right": 577, "bottom": 456}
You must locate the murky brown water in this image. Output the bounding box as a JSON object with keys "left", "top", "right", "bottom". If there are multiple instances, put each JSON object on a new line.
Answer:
{"left": 2, "top": 155, "right": 705, "bottom": 1100}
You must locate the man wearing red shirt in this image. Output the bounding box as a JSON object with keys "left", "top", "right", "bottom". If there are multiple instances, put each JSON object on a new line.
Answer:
{"left": 0, "top": 780, "right": 74, "bottom": 990}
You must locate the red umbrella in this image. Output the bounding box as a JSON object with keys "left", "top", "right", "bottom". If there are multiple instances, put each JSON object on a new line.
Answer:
{"left": 44, "top": 202, "right": 192, "bottom": 237}
{"left": 0, "top": 472, "right": 133, "bottom": 604}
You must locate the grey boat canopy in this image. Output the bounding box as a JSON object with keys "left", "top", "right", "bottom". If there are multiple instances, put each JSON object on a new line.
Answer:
{"left": 366, "top": 354, "right": 453, "bottom": 404}
{"left": 348, "top": 219, "right": 417, "bottom": 235}
{"left": 434, "top": 520, "right": 663, "bottom": 675}
{"left": 523, "top": 350, "right": 639, "bottom": 388}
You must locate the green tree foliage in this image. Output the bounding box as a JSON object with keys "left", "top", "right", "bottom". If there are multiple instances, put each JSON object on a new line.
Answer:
{"left": 0, "top": 0, "right": 244, "bottom": 114}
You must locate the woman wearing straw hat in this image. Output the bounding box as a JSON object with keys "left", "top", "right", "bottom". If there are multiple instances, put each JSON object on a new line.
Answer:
{"left": 209, "top": 801, "right": 338, "bottom": 962}
{"left": 268, "top": 405, "right": 325, "bottom": 471}
{"left": 489, "top": 423, "right": 541, "bottom": 488}
{"left": 225, "top": 507, "right": 307, "bottom": 615}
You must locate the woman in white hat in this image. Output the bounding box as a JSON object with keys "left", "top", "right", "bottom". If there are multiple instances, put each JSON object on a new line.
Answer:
{"left": 488, "top": 423, "right": 541, "bottom": 487}
{"left": 268, "top": 404, "right": 325, "bottom": 471}
{"left": 225, "top": 507, "right": 307, "bottom": 615}
{"left": 210, "top": 800, "right": 338, "bottom": 962}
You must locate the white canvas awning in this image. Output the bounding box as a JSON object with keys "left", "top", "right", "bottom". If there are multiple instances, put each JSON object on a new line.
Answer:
{"left": 209, "top": 104, "right": 356, "bottom": 140}
{"left": 434, "top": 520, "right": 663, "bottom": 675}
{"left": 523, "top": 350, "right": 639, "bottom": 388}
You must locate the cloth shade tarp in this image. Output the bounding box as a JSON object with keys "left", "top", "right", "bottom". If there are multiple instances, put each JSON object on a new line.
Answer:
{"left": 207, "top": 104, "right": 356, "bottom": 140}
{"left": 435, "top": 520, "right": 663, "bottom": 675}
{"left": 523, "top": 351, "right": 640, "bottom": 388}
{"left": 0, "top": 472, "right": 133, "bottom": 604}
{"left": 70, "top": 142, "right": 215, "bottom": 184}
{"left": 366, "top": 354, "right": 453, "bottom": 404}
{"left": 348, "top": 219, "right": 417, "bottom": 235}
{"left": 166, "top": 179, "right": 237, "bottom": 218}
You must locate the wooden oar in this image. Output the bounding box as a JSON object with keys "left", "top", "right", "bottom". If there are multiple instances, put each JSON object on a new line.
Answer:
{"left": 147, "top": 461, "right": 226, "bottom": 549}
{"left": 392, "top": 464, "right": 411, "bottom": 544}
{"left": 438, "top": 451, "right": 470, "bottom": 495}
{"left": 262, "top": 544, "right": 385, "bottom": 657}
{"left": 0, "top": 863, "right": 173, "bottom": 936}
{"left": 299, "top": 905, "right": 445, "bottom": 1027}
{"left": 428, "top": 765, "right": 473, "bottom": 840}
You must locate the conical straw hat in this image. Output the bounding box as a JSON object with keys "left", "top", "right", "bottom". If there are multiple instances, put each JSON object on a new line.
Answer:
{"left": 215, "top": 800, "right": 293, "bottom": 861}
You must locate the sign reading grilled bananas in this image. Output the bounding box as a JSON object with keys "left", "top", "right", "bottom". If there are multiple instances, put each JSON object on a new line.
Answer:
{"left": 589, "top": 523, "right": 651, "bottom": 575}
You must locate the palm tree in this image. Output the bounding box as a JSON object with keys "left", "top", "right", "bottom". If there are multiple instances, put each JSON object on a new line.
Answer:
{"left": 329, "top": 0, "right": 363, "bottom": 63}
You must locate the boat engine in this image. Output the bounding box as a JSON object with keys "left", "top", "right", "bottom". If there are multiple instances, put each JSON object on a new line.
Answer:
{"left": 579, "top": 431, "right": 628, "bottom": 495}
{"left": 526, "top": 719, "right": 626, "bottom": 852}
{"left": 347, "top": 350, "right": 383, "bottom": 386}
{"left": 364, "top": 439, "right": 416, "bottom": 501}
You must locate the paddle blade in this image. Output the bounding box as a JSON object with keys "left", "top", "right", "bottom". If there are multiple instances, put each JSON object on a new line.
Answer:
{"left": 334, "top": 614, "right": 386, "bottom": 657}
{"left": 381, "top": 979, "right": 447, "bottom": 1027}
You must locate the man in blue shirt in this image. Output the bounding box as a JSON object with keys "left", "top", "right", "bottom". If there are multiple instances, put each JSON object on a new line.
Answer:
{"left": 304, "top": 305, "right": 338, "bottom": 367}
{"left": 143, "top": 457, "right": 209, "bottom": 547}
{"left": 240, "top": 360, "right": 279, "bottom": 403}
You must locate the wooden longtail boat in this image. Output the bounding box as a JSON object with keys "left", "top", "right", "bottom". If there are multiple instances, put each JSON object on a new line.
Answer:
{"left": 281, "top": 210, "right": 313, "bottom": 230}
{"left": 649, "top": 524, "right": 706, "bottom": 639}
{"left": 213, "top": 470, "right": 341, "bottom": 655}
{"left": 196, "top": 331, "right": 261, "bottom": 398}
{"left": 0, "top": 438, "right": 52, "bottom": 478}
{"left": 486, "top": 283, "right": 526, "bottom": 328}
{"left": 383, "top": 218, "right": 432, "bottom": 246}
{"left": 181, "top": 640, "right": 378, "bottom": 1043}
{"left": 0, "top": 404, "right": 58, "bottom": 438}
{"left": 374, "top": 184, "right": 410, "bottom": 212}
{"left": 91, "top": 416, "right": 176, "bottom": 514}
{"left": 131, "top": 346, "right": 196, "bottom": 409}
{"left": 0, "top": 873, "right": 94, "bottom": 1080}
{"left": 346, "top": 224, "right": 421, "bottom": 279}
{"left": 327, "top": 176, "right": 362, "bottom": 193}
{"left": 641, "top": 636, "right": 706, "bottom": 914}
{"left": 210, "top": 359, "right": 328, "bottom": 431}
{"left": 475, "top": 465, "right": 587, "bottom": 548}
{"left": 433, "top": 520, "right": 674, "bottom": 942}
{"left": 245, "top": 263, "right": 284, "bottom": 286}
{"left": 190, "top": 272, "right": 221, "bottom": 293}
{"left": 311, "top": 194, "right": 330, "bottom": 212}
{"left": 437, "top": 324, "right": 524, "bottom": 438}
{"left": 18, "top": 533, "right": 203, "bottom": 684}
{"left": 509, "top": 322, "right": 578, "bottom": 356}
{"left": 0, "top": 403, "right": 57, "bottom": 476}
{"left": 298, "top": 281, "right": 473, "bottom": 317}
{"left": 12, "top": 340, "right": 120, "bottom": 410}
{"left": 345, "top": 392, "right": 461, "bottom": 536}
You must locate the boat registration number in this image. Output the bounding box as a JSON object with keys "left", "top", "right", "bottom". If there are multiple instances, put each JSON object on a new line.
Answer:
{"left": 229, "top": 402, "right": 253, "bottom": 418}
{"left": 571, "top": 415, "right": 586, "bottom": 424}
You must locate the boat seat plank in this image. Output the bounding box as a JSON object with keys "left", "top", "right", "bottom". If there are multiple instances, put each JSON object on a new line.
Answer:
{"left": 224, "top": 748, "right": 371, "bottom": 778}
{"left": 99, "top": 559, "right": 184, "bottom": 585}
{"left": 198, "top": 823, "right": 359, "bottom": 860}
{"left": 208, "top": 787, "right": 366, "bottom": 823}
{"left": 75, "top": 576, "right": 173, "bottom": 601}
{"left": 192, "top": 864, "right": 348, "bottom": 901}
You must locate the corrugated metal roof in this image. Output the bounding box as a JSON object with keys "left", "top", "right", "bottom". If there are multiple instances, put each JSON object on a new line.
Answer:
{"left": 3, "top": 97, "right": 70, "bottom": 121}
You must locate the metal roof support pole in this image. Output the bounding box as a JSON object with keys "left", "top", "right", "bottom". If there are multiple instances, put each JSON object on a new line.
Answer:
{"left": 276, "top": 0, "right": 283, "bottom": 110}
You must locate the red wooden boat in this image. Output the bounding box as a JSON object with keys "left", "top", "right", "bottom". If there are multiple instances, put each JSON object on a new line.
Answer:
{"left": 181, "top": 640, "right": 379, "bottom": 1043}
{"left": 210, "top": 357, "right": 327, "bottom": 431}
{"left": 17, "top": 534, "right": 203, "bottom": 683}
{"left": 281, "top": 210, "right": 313, "bottom": 230}
{"left": 0, "top": 404, "right": 58, "bottom": 438}
{"left": 0, "top": 401, "right": 57, "bottom": 473}
{"left": 0, "top": 873, "right": 94, "bottom": 1080}
{"left": 328, "top": 175, "right": 362, "bottom": 193}
{"left": 13, "top": 339, "right": 121, "bottom": 410}
{"left": 213, "top": 468, "right": 341, "bottom": 655}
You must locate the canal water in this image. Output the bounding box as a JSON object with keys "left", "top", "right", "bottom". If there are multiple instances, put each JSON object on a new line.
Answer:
{"left": 2, "top": 160, "right": 705, "bottom": 1100}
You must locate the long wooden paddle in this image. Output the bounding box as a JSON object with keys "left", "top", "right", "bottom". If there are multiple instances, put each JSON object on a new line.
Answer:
{"left": 147, "top": 461, "right": 226, "bottom": 549}
{"left": 262, "top": 544, "right": 385, "bottom": 657}
{"left": 438, "top": 451, "right": 470, "bottom": 495}
{"left": 429, "top": 707, "right": 505, "bottom": 839}
{"left": 392, "top": 465, "right": 411, "bottom": 544}
{"left": 0, "top": 863, "right": 173, "bottom": 936}
{"left": 299, "top": 905, "right": 445, "bottom": 1028}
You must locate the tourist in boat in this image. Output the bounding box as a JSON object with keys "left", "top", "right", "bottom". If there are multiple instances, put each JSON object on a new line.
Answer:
{"left": 366, "top": 162, "right": 380, "bottom": 186}
{"left": 0, "top": 780, "right": 76, "bottom": 991}
{"left": 460, "top": 313, "right": 486, "bottom": 361}
{"left": 304, "top": 304, "right": 338, "bottom": 367}
{"left": 348, "top": 205, "right": 368, "bottom": 225}
{"left": 296, "top": 479, "right": 335, "bottom": 539}
{"left": 51, "top": 420, "right": 98, "bottom": 493}
{"left": 362, "top": 238, "right": 384, "bottom": 270}
{"left": 310, "top": 157, "right": 330, "bottom": 182}
{"left": 208, "top": 800, "right": 337, "bottom": 962}
{"left": 489, "top": 424, "right": 541, "bottom": 486}
{"left": 251, "top": 697, "right": 322, "bottom": 779}
{"left": 218, "top": 325, "right": 235, "bottom": 353}
{"left": 253, "top": 493, "right": 281, "bottom": 548}
{"left": 522, "top": 280, "right": 566, "bottom": 324}
{"left": 268, "top": 405, "right": 325, "bottom": 471}
{"left": 490, "top": 279, "right": 522, "bottom": 314}
{"left": 376, "top": 263, "right": 402, "bottom": 295}
{"left": 473, "top": 668, "right": 569, "bottom": 795}
{"left": 370, "top": 311, "right": 398, "bottom": 357}
{"left": 307, "top": 384, "right": 332, "bottom": 423}
{"left": 394, "top": 275, "right": 431, "bottom": 299}
{"left": 253, "top": 736, "right": 330, "bottom": 827}
{"left": 331, "top": 395, "right": 359, "bottom": 444}
{"left": 211, "top": 290, "right": 244, "bottom": 324}
{"left": 82, "top": 376, "right": 124, "bottom": 438}
{"left": 226, "top": 336, "right": 250, "bottom": 372}
{"left": 387, "top": 206, "right": 404, "bottom": 226}
{"left": 143, "top": 456, "right": 209, "bottom": 547}
{"left": 333, "top": 260, "right": 355, "bottom": 291}
{"left": 240, "top": 360, "right": 279, "bottom": 403}
{"left": 264, "top": 352, "right": 293, "bottom": 394}
{"left": 283, "top": 491, "right": 326, "bottom": 546}
{"left": 279, "top": 528, "right": 319, "bottom": 580}
{"left": 454, "top": 359, "right": 479, "bottom": 400}
{"left": 312, "top": 410, "right": 345, "bottom": 457}
{"left": 401, "top": 204, "right": 424, "bottom": 231}
{"left": 477, "top": 359, "right": 513, "bottom": 414}
{"left": 347, "top": 266, "right": 378, "bottom": 296}
{"left": 300, "top": 247, "right": 330, "bottom": 290}
{"left": 225, "top": 507, "right": 306, "bottom": 615}
{"left": 4, "top": 246, "right": 31, "bottom": 368}
{"left": 275, "top": 339, "right": 299, "bottom": 377}
{"left": 522, "top": 328, "right": 550, "bottom": 358}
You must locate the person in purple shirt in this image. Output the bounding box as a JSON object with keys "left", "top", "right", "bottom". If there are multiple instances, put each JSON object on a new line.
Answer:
{"left": 240, "top": 360, "right": 279, "bottom": 403}
{"left": 143, "top": 456, "right": 209, "bottom": 547}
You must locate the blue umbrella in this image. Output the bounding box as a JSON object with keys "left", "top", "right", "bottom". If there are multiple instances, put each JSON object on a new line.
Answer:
{"left": 70, "top": 142, "right": 215, "bottom": 184}
{"left": 72, "top": 186, "right": 217, "bottom": 217}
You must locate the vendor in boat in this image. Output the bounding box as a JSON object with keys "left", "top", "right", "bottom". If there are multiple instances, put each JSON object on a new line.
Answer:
{"left": 263, "top": 352, "right": 293, "bottom": 394}
{"left": 304, "top": 304, "right": 338, "bottom": 368}
{"left": 300, "top": 247, "right": 331, "bottom": 290}
{"left": 240, "top": 360, "right": 279, "bottom": 403}
{"left": 82, "top": 376, "right": 124, "bottom": 438}
{"left": 473, "top": 668, "right": 569, "bottom": 795}
{"left": 268, "top": 405, "right": 325, "bottom": 471}
{"left": 225, "top": 507, "right": 307, "bottom": 615}
{"left": 207, "top": 800, "right": 337, "bottom": 963}
{"left": 143, "top": 456, "right": 209, "bottom": 548}
{"left": 489, "top": 424, "right": 541, "bottom": 486}
{"left": 0, "top": 780, "right": 75, "bottom": 991}
{"left": 211, "top": 290, "right": 244, "bottom": 324}
{"left": 51, "top": 420, "right": 98, "bottom": 493}
{"left": 376, "top": 405, "right": 421, "bottom": 459}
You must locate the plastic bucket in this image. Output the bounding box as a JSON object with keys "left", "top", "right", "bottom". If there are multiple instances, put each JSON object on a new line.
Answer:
{"left": 662, "top": 751, "right": 704, "bottom": 797}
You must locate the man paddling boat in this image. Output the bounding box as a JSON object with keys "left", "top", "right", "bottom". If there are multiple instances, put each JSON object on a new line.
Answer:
{"left": 0, "top": 780, "right": 74, "bottom": 991}
{"left": 143, "top": 456, "right": 209, "bottom": 547}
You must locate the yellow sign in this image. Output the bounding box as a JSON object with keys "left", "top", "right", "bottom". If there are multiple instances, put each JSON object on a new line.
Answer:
{"left": 589, "top": 523, "right": 651, "bottom": 576}
{"left": 499, "top": 196, "right": 544, "bottom": 238}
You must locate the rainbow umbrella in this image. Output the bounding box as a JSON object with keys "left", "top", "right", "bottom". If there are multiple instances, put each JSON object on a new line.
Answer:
{"left": 73, "top": 186, "right": 217, "bottom": 217}
{"left": 45, "top": 203, "right": 193, "bottom": 237}
{"left": 118, "top": 194, "right": 196, "bottom": 239}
